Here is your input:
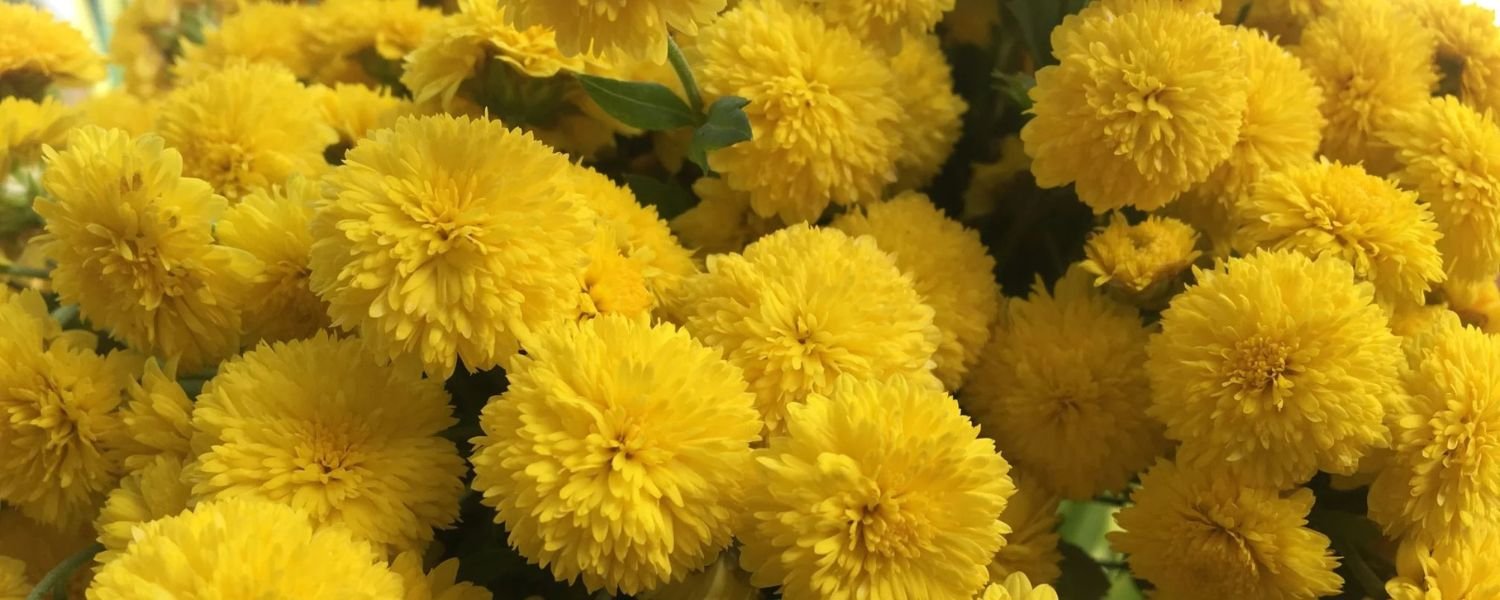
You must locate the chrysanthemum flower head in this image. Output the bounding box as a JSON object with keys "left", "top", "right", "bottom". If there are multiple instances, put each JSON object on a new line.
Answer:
{"left": 0, "top": 556, "right": 27, "bottom": 600}
{"left": 1395, "top": 0, "right": 1500, "bottom": 113}
{"left": 988, "top": 471, "right": 1062, "bottom": 585}
{"left": 95, "top": 455, "right": 192, "bottom": 565}
{"left": 1111, "top": 459, "right": 1343, "bottom": 599}
{"left": 678, "top": 224, "right": 941, "bottom": 433}
{"left": 976, "top": 572, "right": 1059, "bottom": 600}
{"left": 739, "top": 375, "right": 1013, "bottom": 600}
{"left": 0, "top": 96, "right": 73, "bottom": 175}
{"left": 402, "top": 0, "right": 584, "bottom": 110}
{"left": 1236, "top": 160, "right": 1445, "bottom": 306}
{"left": 310, "top": 0, "right": 442, "bottom": 81}
{"left": 832, "top": 193, "right": 999, "bottom": 390}
{"left": 88, "top": 498, "right": 404, "bottom": 598}
{"left": 0, "top": 3, "right": 103, "bottom": 97}
{"left": 1385, "top": 530, "right": 1500, "bottom": 599}
{"left": 470, "top": 315, "right": 761, "bottom": 595}
{"left": 1382, "top": 96, "right": 1500, "bottom": 284}
{"left": 1022, "top": 0, "right": 1248, "bottom": 212}
{"left": 1369, "top": 316, "right": 1500, "bottom": 547}
{"left": 963, "top": 266, "right": 1164, "bottom": 499}
{"left": 696, "top": 0, "right": 902, "bottom": 223}
{"left": 158, "top": 63, "right": 335, "bottom": 200}
{"left": 497, "top": 0, "right": 722, "bottom": 62}
{"left": 391, "top": 552, "right": 493, "bottom": 600}
{"left": 316, "top": 84, "right": 411, "bottom": 156}
{"left": 78, "top": 91, "right": 156, "bottom": 138}
{"left": 1147, "top": 250, "right": 1403, "bottom": 489}
{"left": 816, "top": 0, "right": 955, "bottom": 51}
{"left": 569, "top": 165, "right": 697, "bottom": 313}
{"left": 216, "top": 176, "right": 331, "bottom": 345}
{"left": 107, "top": 359, "right": 193, "bottom": 472}
{"left": 670, "top": 178, "right": 781, "bottom": 257}
{"left": 0, "top": 507, "right": 95, "bottom": 595}
{"left": 188, "top": 333, "right": 466, "bottom": 553}
{"left": 35, "top": 127, "right": 257, "bottom": 371}
{"left": 889, "top": 33, "right": 967, "bottom": 191}
{"left": 310, "top": 114, "right": 593, "bottom": 377}
{"left": 1446, "top": 278, "right": 1500, "bottom": 333}
{"left": 174, "top": 3, "right": 318, "bottom": 81}
{"left": 1079, "top": 214, "right": 1201, "bottom": 308}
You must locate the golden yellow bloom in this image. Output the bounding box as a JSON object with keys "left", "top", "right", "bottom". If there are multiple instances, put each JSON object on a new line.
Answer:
{"left": 1111, "top": 459, "right": 1343, "bottom": 599}
{"left": 1023, "top": 0, "right": 1247, "bottom": 212}
{"left": 175, "top": 3, "right": 318, "bottom": 81}
{"left": 1080, "top": 215, "right": 1201, "bottom": 307}
{"left": 316, "top": 84, "right": 411, "bottom": 150}
{"left": 577, "top": 237, "right": 654, "bottom": 319}
{"left": 310, "top": 114, "right": 593, "bottom": 377}
{"left": 95, "top": 455, "right": 192, "bottom": 565}
{"left": 189, "top": 333, "right": 465, "bottom": 553}
{"left": 0, "top": 97, "right": 73, "bottom": 174}
{"left": 78, "top": 91, "right": 156, "bottom": 137}
{"left": 1219, "top": 0, "right": 1329, "bottom": 43}
{"left": 0, "top": 508, "right": 94, "bottom": 595}
{"left": 817, "top": 0, "right": 954, "bottom": 51}
{"left": 890, "top": 34, "right": 967, "bottom": 191}
{"left": 696, "top": 0, "right": 901, "bottom": 223}
{"left": 639, "top": 553, "right": 759, "bottom": 600}
{"left": 1396, "top": 0, "right": 1500, "bottom": 113}
{"left": 391, "top": 553, "right": 492, "bottom": 600}
{"left": 963, "top": 266, "right": 1163, "bottom": 499}
{"left": 1297, "top": 0, "right": 1437, "bottom": 174}
{"left": 670, "top": 178, "right": 780, "bottom": 257}
{"left": 1369, "top": 316, "right": 1500, "bottom": 547}
{"left": 108, "top": 359, "right": 193, "bottom": 472}
{"left": 0, "top": 556, "right": 28, "bottom": 600}
{"left": 0, "top": 3, "right": 104, "bottom": 95}
{"left": 1446, "top": 278, "right": 1500, "bottom": 333}
{"left": 1386, "top": 531, "right": 1500, "bottom": 599}
{"left": 1236, "top": 160, "right": 1445, "bottom": 305}
{"left": 498, "top": 0, "right": 722, "bottom": 61}
{"left": 976, "top": 572, "right": 1059, "bottom": 600}
{"left": 310, "top": 0, "right": 442, "bottom": 82}
{"left": 402, "top": 0, "right": 584, "bottom": 110}
{"left": 678, "top": 225, "right": 941, "bottom": 433}
{"left": 216, "top": 177, "right": 331, "bottom": 345}
{"left": 471, "top": 315, "right": 761, "bottom": 594}
{"left": 570, "top": 165, "right": 697, "bottom": 312}
{"left": 1382, "top": 96, "right": 1500, "bottom": 284}
{"left": 988, "top": 471, "right": 1061, "bottom": 585}
{"left": 1147, "top": 250, "right": 1402, "bottom": 489}
{"left": 88, "top": 498, "right": 404, "bottom": 598}
{"left": 158, "top": 63, "right": 335, "bottom": 200}
{"left": 739, "top": 375, "right": 1014, "bottom": 600}
{"left": 832, "top": 192, "right": 1000, "bottom": 390}
{"left": 36, "top": 127, "right": 256, "bottom": 371}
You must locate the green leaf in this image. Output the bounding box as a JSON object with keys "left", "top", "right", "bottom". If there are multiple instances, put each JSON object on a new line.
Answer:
{"left": 687, "top": 96, "right": 753, "bottom": 174}
{"left": 1055, "top": 541, "right": 1113, "bottom": 600}
{"left": 621, "top": 174, "right": 697, "bottom": 220}
{"left": 576, "top": 74, "right": 699, "bottom": 132}
{"left": 995, "top": 72, "right": 1036, "bottom": 112}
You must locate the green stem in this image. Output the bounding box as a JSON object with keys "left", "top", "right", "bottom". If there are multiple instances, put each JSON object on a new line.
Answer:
{"left": 49, "top": 305, "right": 79, "bottom": 328}
{"left": 1, "top": 264, "right": 50, "bottom": 280}
{"left": 25, "top": 543, "right": 102, "bottom": 600}
{"left": 666, "top": 36, "right": 704, "bottom": 114}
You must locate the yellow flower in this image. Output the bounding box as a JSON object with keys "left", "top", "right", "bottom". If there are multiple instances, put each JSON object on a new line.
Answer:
{"left": 577, "top": 236, "right": 654, "bottom": 319}
{"left": 216, "top": 177, "right": 331, "bottom": 345}
{"left": 1386, "top": 531, "right": 1500, "bottom": 599}
{"left": 962, "top": 266, "right": 1164, "bottom": 499}
{"left": 832, "top": 192, "right": 1000, "bottom": 390}
{"left": 402, "top": 0, "right": 584, "bottom": 109}
{"left": 1297, "top": 0, "right": 1437, "bottom": 175}
{"left": 976, "top": 572, "right": 1059, "bottom": 600}
{"left": 498, "top": 0, "right": 722, "bottom": 61}
{"left": 1023, "top": 0, "right": 1247, "bottom": 213}
{"left": 316, "top": 84, "right": 411, "bottom": 153}
{"left": 0, "top": 3, "right": 104, "bottom": 95}
{"left": 696, "top": 0, "right": 901, "bottom": 223}
{"left": 1111, "top": 459, "right": 1343, "bottom": 599}
{"left": 1147, "top": 250, "right": 1402, "bottom": 489}
{"left": 1219, "top": 0, "right": 1329, "bottom": 43}
{"left": 1395, "top": 0, "right": 1500, "bottom": 113}
{"left": 0, "top": 508, "right": 94, "bottom": 595}
{"left": 988, "top": 471, "right": 1061, "bottom": 585}
{"left": 471, "top": 315, "right": 761, "bottom": 594}
{"left": 569, "top": 165, "right": 697, "bottom": 312}
{"left": 158, "top": 63, "right": 336, "bottom": 200}
{"left": 889, "top": 33, "right": 968, "bottom": 191}
{"left": 639, "top": 553, "right": 760, "bottom": 600}
{"left": 78, "top": 91, "right": 156, "bottom": 137}
{"left": 816, "top": 0, "right": 954, "bottom": 51}
{"left": 670, "top": 178, "right": 780, "bottom": 257}
{"left": 391, "top": 552, "right": 492, "bottom": 600}
{"left": 36, "top": 127, "right": 257, "bottom": 371}
{"left": 174, "top": 2, "right": 319, "bottom": 81}
{"left": 0, "top": 97, "right": 74, "bottom": 174}
{"left": 1080, "top": 214, "right": 1201, "bottom": 307}
{"left": 1382, "top": 96, "right": 1500, "bottom": 284}
{"left": 107, "top": 359, "right": 193, "bottom": 472}
{"left": 309, "top": 114, "right": 593, "bottom": 378}
{"left": 94, "top": 455, "right": 192, "bottom": 565}
{"left": 1236, "top": 160, "right": 1445, "bottom": 306}
{"left": 309, "top": 0, "right": 442, "bottom": 81}
{"left": 677, "top": 224, "right": 941, "bottom": 433}
{"left": 739, "top": 375, "right": 1014, "bottom": 600}
{"left": 188, "top": 333, "right": 466, "bottom": 553}
{"left": 1369, "top": 316, "right": 1500, "bottom": 547}
{"left": 1446, "top": 278, "right": 1500, "bottom": 333}
{"left": 107, "top": 0, "right": 190, "bottom": 96}
{"left": 0, "top": 556, "right": 28, "bottom": 600}
{"left": 87, "top": 498, "right": 404, "bottom": 598}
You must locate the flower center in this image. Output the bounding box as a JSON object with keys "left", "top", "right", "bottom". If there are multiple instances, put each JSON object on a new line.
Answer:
{"left": 845, "top": 489, "right": 928, "bottom": 559}
{"left": 1225, "top": 335, "right": 1296, "bottom": 405}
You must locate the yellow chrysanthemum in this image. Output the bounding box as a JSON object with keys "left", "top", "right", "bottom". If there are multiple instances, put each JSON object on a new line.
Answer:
{"left": 309, "top": 0, "right": 442, "bottom": 82}
{"left": 0, "top": 3, "right": 104, "bottom": 96}
{"left": 498, "top": 0, "right": 721, "bottom": 61}
{"left": 639, "top": 553, "right": 759, "bottom": 600}
{"left": 107, "top": 359, "right": 192, "bottom": 472}
{"left": 78, "top": 91, "right": 156, "bottom": 137}
{"left": 0, "top": 97, "right": 74, "bottom": 174}
{"left": 889, "top": 33, "right": 967, "bottom": 191}
{"left": 471, "top": 315, "right": 761, "bottom": 594}
{"left": 391, "top": 553, "right": 492, "bottom": 600}
{"left": 35, "top": 127, "right": 256, "bottom": 371}
{"left": 1022, "top": 0, "right": 1247, "bottom": 212}
{"left": 174, "top": 2, "right": 318, "bottom": 81}
{"left": 962, "top": 266, "right": 1163, "bottom": 499}
{"left": 670, "top": 178, "right": 780, "bottom": 257}
{"left": 739, "top": 375, "right": 1014, "bottom": 600}
{"left": 677, "top": 224, "right": 940, "bottom": 433}
{"left": 696, "top": 0, "right": 901, "bottom": 223}
{"left": 216, "top": 177, "right": 331, "bottom": 345}
{"left": 1218, "top": 0, "right": 1329, "bottom": 43}
{"left": 817, "top": 0, "right": 955, "bottom": 51}
{"left": 1080, "top": 215, "right": 1201, "bottom": 307}
{"left": 1385, "top": 531, "right": 1500, "bottom": 599}
{"left": 309, "top": 114, "right": 593, "bottom": 377}
{"left": 1382, "top": 96, "right": 1500, "bottom": 284}
{"left": 1369, "top": 315, "right": 1500, "bottom": 547}
{"left": 188, "top": 333, "right": 465, "bottom": 553}
{"left": 570, "top": 165, "right": 697, "bottom": 312}
{"left": 0, "top": 508, "right": 94, "bottom": 595}
{"left": 0, "top": 556, "right": 27, "bottom": 600}
{"left": 832, "top": 192, "right": 1000, "bottom": 390}
{"left": 1236, "top": 160, "right": 1445, "bottom": 306}
{"left": 1147, "top": 250, "right": 1402, "bottom": 489}
{"left": 1297, "top": 0, "right": 1436, "bottom": 175}
{"left": 95, "top": 455, "right": 192, "bottom": 565}
{"left": 87, "top": 498, "right": 404, "bottom": 598}
{"left": 1395, "top": 0, "right": 1500, "bottom": 113}
{"left": 402, "top": 0, "right": 584, "bottom": 110}
{"left": 976, "top": 572, "right": 1059, "bottom": 600}
{"left": 576, "top": 236, "right": 654, "bottom": 319}
{"left": 1446, "top": 278, "right": 1500, "bottom": 333}
{"left": 158, "top": 63, "right": 335, "bottom": 200}
{"left": 316, "top": 84, "right": 411, "bottom": 152}
{"left": 987, "top": 472, "right": 1061, "bottom": 585}
{"left": 1111, "top": 459, "right": 1343, "bottom": 599}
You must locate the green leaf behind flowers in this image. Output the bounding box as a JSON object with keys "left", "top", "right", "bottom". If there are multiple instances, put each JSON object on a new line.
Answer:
{"left": 576, "top": 75, "right": 699, "bottom": 131}
{"left": 687, "top": 96, "right": 753, "bottom": 174}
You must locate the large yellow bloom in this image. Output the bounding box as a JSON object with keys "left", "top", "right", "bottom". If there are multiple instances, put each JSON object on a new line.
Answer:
{"left": 87, "top": 498, "right": 404, "bottom": 598}
{"left": 107, "top": 359, "right": 192, "bottom": 472}
{"left": 0, "top": 3, "right": 104, "bottom": 95}
{"left": 174, "top": 2, "right": 319, "bottom": 81}
{"left": 189, "top": 333, "right": 466, "bottom": 553}
{"left": 817, "top": 0, "right": 955, "bottom": 51}
{"left": 94, "top": 455, "right": 192, "bottom": 565}
{"left": 889, "top": 34, "right": 968, "bottom": 191}
{"left": 1395, "top": 0, "right": 1500, "bottom": 114}
{"left": 157, "top": 63, "right": 335, "bottom": 200}
{"left": 401, "top": 0, "right": 584, "bottom": 110}
{"left": 1236, "top": 160, "right": 1445, "bottom": 306}
{"left": 1022, "top": 0, "right": 1248, "bottom": 212}
{"left": 1382, "top": 96, "right": 1500, "bottom": 284}
{"left": 498, "top": 0, "right": 722, "bottom": 62}
{"left": 1147, "top": 250, "right": 1402, "bottom": 489}
{"left": 470, "top": 315, "right": 761, "bottom": 595}
{"left": 963, "top": 266, "right": 1164, "bottom": 499}
{"left": 569, "top": 165, "right": 697, "bottom": 313}
{"left": 35, "top": 127, "right": 257, "bottom": 371}
{"left": 1079, "top": 214, "right": 1201, "bottom": 308}
{"left": 316, "top": 84, "right": 411, "bottom": 152}
{"left": 216, "top": 177, "right": 331, "bottom": 345}
{"left": 739, "top": 376, "right": 1014, "bottom": 600}
{"left": 1111, "top": 460, "right": 1343, "bottom": 599}
{"left": 677, "top": 225, "right": 940, "bottom": 433}
{"left": 696, "top": 0, "right": 901, "bottom": 223}
{"left": 1386, "top": 530, "right": 1500, "bottom": 599}
{"left": 988, "top": 471, "right": 1061, "bottom": 585}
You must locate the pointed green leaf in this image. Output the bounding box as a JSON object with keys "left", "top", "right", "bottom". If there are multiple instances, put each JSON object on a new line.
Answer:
{"left": 576, "top": 74, "right": 698, "bottom": 131}
{"left": 687, "top": 96, "right": 753, "bottom": 174}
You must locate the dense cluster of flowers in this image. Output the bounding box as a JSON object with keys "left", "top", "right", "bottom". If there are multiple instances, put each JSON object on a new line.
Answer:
{"left": 2, "top": 0, "right": 1500, "bottom": 598}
